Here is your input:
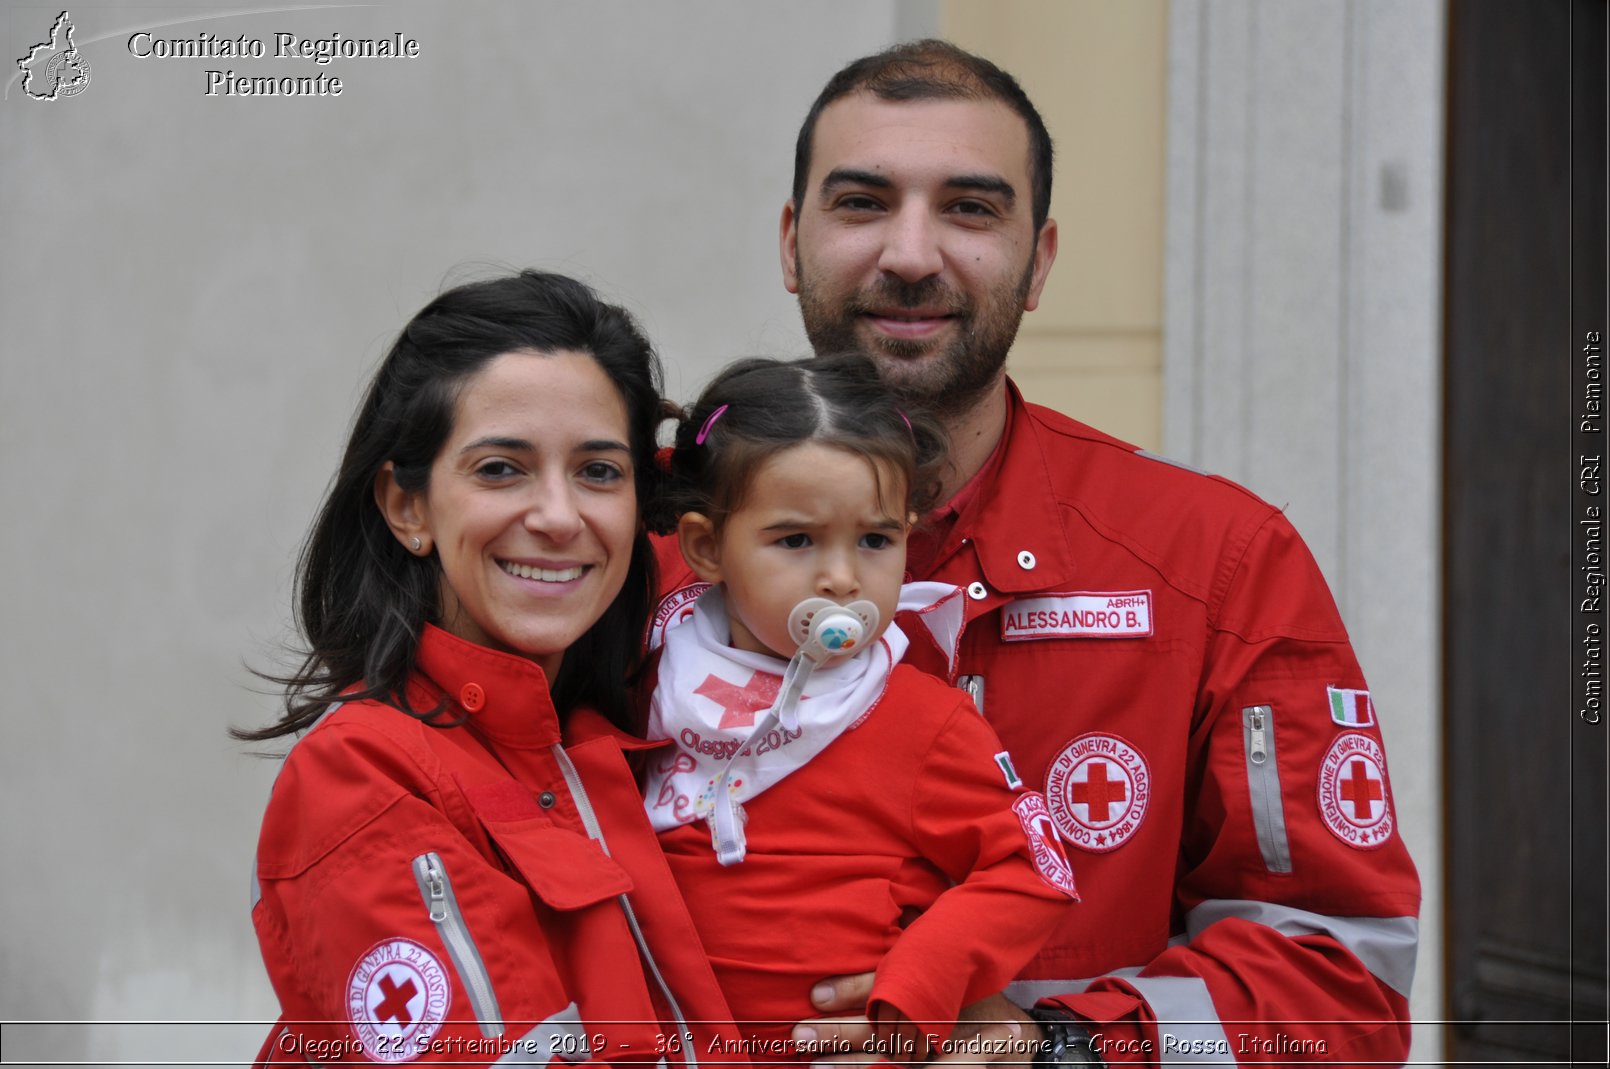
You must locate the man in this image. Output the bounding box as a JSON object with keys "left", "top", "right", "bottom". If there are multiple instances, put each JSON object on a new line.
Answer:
{"left": 658, "top": 39, "right": 1418, "bottom": 1067}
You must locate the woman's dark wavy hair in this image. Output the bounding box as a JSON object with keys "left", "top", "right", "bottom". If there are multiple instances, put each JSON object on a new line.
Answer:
{"left": 645, "top": 352, "right": 947, "bottom": 537}
{"left": 237, "top": 270, "right": 667, "bottom": 741}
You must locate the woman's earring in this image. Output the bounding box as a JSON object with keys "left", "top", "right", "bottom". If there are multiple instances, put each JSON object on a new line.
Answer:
{"left": 410, "top": 537, "right": 423, "bottom": 553}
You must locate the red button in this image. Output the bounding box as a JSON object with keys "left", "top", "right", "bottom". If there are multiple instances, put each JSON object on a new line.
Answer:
{"left": 459, "top": 683, "right": 485, "bottom": 712}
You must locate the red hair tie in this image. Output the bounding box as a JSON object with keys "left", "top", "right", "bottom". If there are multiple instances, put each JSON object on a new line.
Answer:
{"left": 654, "top": 446, "right": 675, "bottom": 472}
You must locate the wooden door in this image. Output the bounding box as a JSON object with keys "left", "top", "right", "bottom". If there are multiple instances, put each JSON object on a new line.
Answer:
{"left": 1444, "top": 1, "right": 1608, "bottom": 1063}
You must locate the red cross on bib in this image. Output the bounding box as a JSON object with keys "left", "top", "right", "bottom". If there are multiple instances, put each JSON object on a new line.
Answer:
{"left": 695, "top": 670, "right": 783, "bottom": 729}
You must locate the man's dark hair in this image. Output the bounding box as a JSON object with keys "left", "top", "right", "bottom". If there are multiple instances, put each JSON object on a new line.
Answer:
{"left": 237, "top": 270, "right": 667, "bottom": 741}
{"left": 791, "top": 38, "right": 1055, "bottom": 233}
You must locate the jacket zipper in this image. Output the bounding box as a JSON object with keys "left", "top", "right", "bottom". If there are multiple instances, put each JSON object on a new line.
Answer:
{"left": 1241, "top": 705, "right": 1293, "bottom": 873}
{"left": 412, "top": 851, "right": 505, "bottom": 1035}
{"left": 958, "top": 675, "right": 986, "bottom": 715}
{"left": 551, "top": 745, "right": 699, "bottom": 1069}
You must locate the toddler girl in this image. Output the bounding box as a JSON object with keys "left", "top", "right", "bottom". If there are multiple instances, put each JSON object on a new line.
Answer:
{"left": 642, "top": 354, "right": 1077, "bottom": 1061}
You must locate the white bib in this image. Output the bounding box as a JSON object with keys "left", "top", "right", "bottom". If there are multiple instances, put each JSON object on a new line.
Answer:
{"left": 643, "top": 583, "right": 964, "bottom": 862}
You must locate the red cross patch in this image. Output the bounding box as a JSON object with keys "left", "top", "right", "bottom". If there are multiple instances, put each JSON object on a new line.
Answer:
{"left": 1318, "top": 732, "right": 1395, "bottom": 849}
{"left": 346, "top": 938, "right": 451, "bottom": 1062}
{"left": 1044, "top": 733, "right": 1150, "bottom": 853}
{"left": 1012, "top": 791, "right": 1080, "bottom": 898}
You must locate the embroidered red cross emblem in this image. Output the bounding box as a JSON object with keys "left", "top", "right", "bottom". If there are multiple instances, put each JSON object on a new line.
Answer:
{"left": 1340, "top": 758, "right": 1383, "bottom": 820}
{"left": 695, "top": 671, "right": 782, "bottom": 729}
{"left": 1071, "top": 761, "right": 1128, "bottom": 823}
{"left": 373, "top": 972, "right": 418, "bottom": 1027}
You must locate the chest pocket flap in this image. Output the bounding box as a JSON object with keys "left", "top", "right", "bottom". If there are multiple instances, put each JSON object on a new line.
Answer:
{"left": 460, "top": 779, "right": 633, "bottom": 910}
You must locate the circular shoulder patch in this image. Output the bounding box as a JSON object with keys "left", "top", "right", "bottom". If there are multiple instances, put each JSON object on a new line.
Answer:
{"left": 650, "top": 583, "right": 711, "bottom": 650}
{"left": 346, "top": 938, "right": 452, "bottom": 1063}
{"left": 1044, "top": 733, "right": 1150, "bottom": 852}
{"left": 1012, "top": 791, "right": 1079, "bottom": 897}
{"left": 1318, "top": 732, "right": 1395, "bottom": 848}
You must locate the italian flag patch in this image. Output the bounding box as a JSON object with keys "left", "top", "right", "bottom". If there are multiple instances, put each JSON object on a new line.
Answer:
{"left": 1327, "top": 686, "right": 1375, "bottom": 728}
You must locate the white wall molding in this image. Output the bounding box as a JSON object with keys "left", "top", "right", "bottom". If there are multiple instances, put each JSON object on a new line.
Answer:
{"left": 1164, "top": 1, "right": 1445, "bottom": 1060}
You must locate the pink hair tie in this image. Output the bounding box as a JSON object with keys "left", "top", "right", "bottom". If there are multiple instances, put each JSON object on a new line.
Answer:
{"left": 695, "top": 404, "right": 729, "bottom": 445}
{"left": 897, "top": 409, "right": 913, "bottom": 435}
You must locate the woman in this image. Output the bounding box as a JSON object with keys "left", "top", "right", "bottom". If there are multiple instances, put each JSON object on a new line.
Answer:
{"left": 241, "top": 271, "right": 742, "bottom": 1067}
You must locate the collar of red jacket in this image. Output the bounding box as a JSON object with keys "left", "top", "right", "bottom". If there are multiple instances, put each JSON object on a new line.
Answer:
{"left": 411, "top": 623, "right": 563, "bottom": 748}
{"left": 565, "top": 706, "right": 670, "bottom": 752}
{"left": 945, "top": 378, "right": 1075, "bottom": 596}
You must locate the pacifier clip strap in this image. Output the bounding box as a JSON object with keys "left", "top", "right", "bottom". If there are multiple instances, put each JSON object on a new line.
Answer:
{"left": 708, "top": 646, "right": 816, "bottom": 865}
{"left": 708, "top": 598, "right": 878, "bottom": 866}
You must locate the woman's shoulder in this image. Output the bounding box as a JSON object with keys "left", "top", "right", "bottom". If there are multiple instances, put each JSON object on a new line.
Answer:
{"left": 255, "top": 698, "right": 455, "bottom": 878}
{"left": 292, "top": 693, "right": 451, "bottom": 775}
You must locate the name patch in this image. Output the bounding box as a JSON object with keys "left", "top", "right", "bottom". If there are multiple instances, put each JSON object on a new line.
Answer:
{"left": 1001, "top": 591, "right": 1153, "bottom": 641}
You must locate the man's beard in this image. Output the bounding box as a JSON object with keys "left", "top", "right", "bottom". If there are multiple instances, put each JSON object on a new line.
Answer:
{"left": 794, "top": 257, "right": 1034, "bottom": 420}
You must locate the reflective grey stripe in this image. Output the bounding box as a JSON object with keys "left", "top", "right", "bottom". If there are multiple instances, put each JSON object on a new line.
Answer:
{"left": 1187, "top": 898, "right": 1418, "bottom": 998}
{"left": 551, "top": 745, "right": 698, "bottom": 1069}
{"left": 1124, "top": 975, "right": 1235, "bottom": 1065}
{"left": 1134, "top": 449, "right": 1211, "bottom": 477}
{"left": 493, "top": 1002, "right": 589, "bottom": 1065}
{"left": 1002, "top": 932, "right": 1192, "bottom": 1005}
{"left": 1241, "top": 705, "right": 1292, "bottom": 873}
{"left": 552, "top": 744, "right": 608, "bottom": 846}
{"left": 249, "top": 702, "right": 346, "bottom": 912}
{"left": 1008, "top": 906, "right": 1414, "bottom": 1062}
{"left": 1003, "top": 968, "right": 1144, "bottom": 1005}
{"left": 413, "top": 851, "right": 505, "bottom": 1035}
{"left": 1008, "top": 974, "right": 1237, "bottom": 1065}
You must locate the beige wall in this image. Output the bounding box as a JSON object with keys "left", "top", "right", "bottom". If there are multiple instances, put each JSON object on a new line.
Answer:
{"left": 942, "top": 0, "right": 1167, "bottom": 450}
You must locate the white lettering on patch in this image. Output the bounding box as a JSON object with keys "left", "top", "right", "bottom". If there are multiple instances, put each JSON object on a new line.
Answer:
{"left": 1000, "top": 591, "right": 1153, "bottom": 641}
{"left": 1318, "top": 732, "right": 1395, "bottom": 849}
{"left": 345, "top": 938, "right": 451, "bottom": 1062}
{"left": 1012, "top": 792, "right": 1079, "bottom": 898}
{"left": 1044, "top": 733, "right": 1151, "bottom": 852}
{"left": 649, "top": 583, "right": 711, "bottom": 650}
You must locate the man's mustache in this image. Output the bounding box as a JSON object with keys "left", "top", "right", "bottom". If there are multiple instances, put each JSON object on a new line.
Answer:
{"left": 852, "top": 277, "right": 967, "bottom": 314}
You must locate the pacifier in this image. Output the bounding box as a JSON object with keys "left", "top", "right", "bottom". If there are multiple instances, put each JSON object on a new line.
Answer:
{"left": 708, "top": 596, "right": 883, "bottom": 868}
{"left": 787, "top": 597, "right": 881, "bottom": 665}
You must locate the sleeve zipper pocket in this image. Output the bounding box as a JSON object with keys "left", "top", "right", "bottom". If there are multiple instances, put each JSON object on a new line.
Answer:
{"left": 412, "top": 851, "right": 505, "bottom": 1035}
{"left": 1242, "top": 705, "right": 1293, "bottom": 873}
